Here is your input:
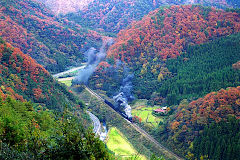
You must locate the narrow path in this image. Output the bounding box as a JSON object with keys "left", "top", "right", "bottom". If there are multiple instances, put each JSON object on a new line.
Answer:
{"left": 84, "top": 86, "right": 183, "bottom": 160}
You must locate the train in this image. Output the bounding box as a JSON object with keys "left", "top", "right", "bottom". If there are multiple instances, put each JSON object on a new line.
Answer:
{"left": 104, "top": 99, "right": 133, "bottom": 122}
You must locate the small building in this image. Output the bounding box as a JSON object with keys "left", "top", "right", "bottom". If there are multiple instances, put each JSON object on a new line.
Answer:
{"left": 154, "top": 108, "right": 166, "bottom": 113}
{"left": 161, "top": 106, "right": 167, "bottom": 110}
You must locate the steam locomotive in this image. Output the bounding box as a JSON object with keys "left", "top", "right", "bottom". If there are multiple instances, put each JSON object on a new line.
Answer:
{"left": 104, "top": 99, "right": 132, "bottom": 122}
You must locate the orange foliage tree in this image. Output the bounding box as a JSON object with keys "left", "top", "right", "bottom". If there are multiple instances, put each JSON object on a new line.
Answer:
{"left": 108, "top": 5, "right": 240, "bottom": 63}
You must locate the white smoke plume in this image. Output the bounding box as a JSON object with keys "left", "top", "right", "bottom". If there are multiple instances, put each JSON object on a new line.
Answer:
{"left": 113, "top": 92, "right": 132, "bottom": 118}
{"left": 72, "top": 39, "right": 113, "bottom": 84}
{"left": 113, "top": 65, "right": 134, "bottom": 118}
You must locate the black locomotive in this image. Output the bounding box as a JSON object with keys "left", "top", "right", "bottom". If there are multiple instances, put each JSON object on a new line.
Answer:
{"left": 104, "top": 99, "right": 132, "bottom": 122}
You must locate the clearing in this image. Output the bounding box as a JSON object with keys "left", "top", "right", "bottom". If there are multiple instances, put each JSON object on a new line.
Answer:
{"left": 58, "top": 77, "right": 74, "bottom": 87}
{"left": 131, "top": 100, "right": 164, "bottom": 127}
{"left": 106, "top": 127, "right": 147, "bottom": 160}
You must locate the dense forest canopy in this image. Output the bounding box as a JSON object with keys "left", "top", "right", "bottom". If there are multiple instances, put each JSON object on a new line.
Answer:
{"left": 63, "top": 0, "right": 240, "bottom": 33}
{"left": 0, "top": 96, "right": 112, "bottom": 159}
{"left": 0, "top": 0, "right": 102, "bottom": 73}
{"left": 192, "top": 117, "right": 240, "bottom": 160}
{"left": 89, "top": 5, "right": 240, "bottom": 101}
{"left": 108, "top": 5, "right": 240, "bottom": 61}
{"left": 0, "top": 37, "right": 82, "bottom": 111}
{"left": 1, "top": 0, "right": 240, "bottom": 159}
{"left": 158, "top": 32, "right": 240, "bottom": 105}
{"left": 158, "top": 86, "right": 240, "bottom": 157}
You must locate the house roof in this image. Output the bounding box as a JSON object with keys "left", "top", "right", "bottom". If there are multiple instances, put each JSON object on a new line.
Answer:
{"left": 154, "top": 109, "right": 166, "bottom": 113}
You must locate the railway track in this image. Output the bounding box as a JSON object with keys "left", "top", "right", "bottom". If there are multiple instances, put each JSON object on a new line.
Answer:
{"left": 84, "top": 86, "right": 183, "bottom": 160}
{"left": 85, "top": 87, "right": 104, "bottom": 101}
{"left": 131, "top": 123, "right": 183, "bottom": 160}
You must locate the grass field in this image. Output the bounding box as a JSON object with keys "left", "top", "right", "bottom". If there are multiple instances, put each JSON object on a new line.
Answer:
{"left": 106, "top": 127, "right": 147, "bottom": 160}
{"left": 58, "top": 77, "right": 74, "bottom": 87}
{"left": 131, "top": 99, "right": 148, "bottom": 109}
{"left": 131, "top": 100, "right": 164, "bottom": 127}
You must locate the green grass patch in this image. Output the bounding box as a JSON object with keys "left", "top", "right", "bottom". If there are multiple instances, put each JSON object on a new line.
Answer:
{"left": 131, "top": 99, "right": 148, "bottom": 109}
{"left": 59, "top": 80, "right": 72, "bottom": 87}
{"left": 57, "top": 77, "right": 74, "bottom": 87}
{"left": 132, "top": 100, "right": 164, "bottom": 127}
{"left": 132, "top": 109, "right": 161, "bottom": 127}
{"left": 107, "top": 127, "right": 146, "bottom": 160}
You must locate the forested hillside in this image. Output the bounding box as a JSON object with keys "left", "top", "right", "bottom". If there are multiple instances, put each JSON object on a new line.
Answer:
{"left": 65, "top": 0, "right": 191, "bottom": 34}
{"left": 157, "top": 86, "right": 240, "bottom": 158}
{"left": 89, "top": 5, "right": 240, "bottom": 101}
{"left": 0, "top": 35, "right": 113, "bottom": 159}
{"left": 192, "top": 117, "right": 240, "bottom": 160}
{"left": 0, "top": 37, "right": 82, "bottom": 110}
{"left": 1, "top": 0, "right": 240, "bottom": 159}
{"left": 88, "top": 32, "right": 240, "bottom": 159}
{"left": 194, "top": 0, "right": 240, "bottom": 8}
{"left": 64, "top": 0, "right": 240, "bottom": 34}
{"left": 93, "top": 4, "right": 240, "bottom": 160}
{"left": 36, "top": 0, "right": 94, "bottom": 15}
{"left": 0, "top": 0, "right": 102, "bottom": 73}
{"left": 157, "top": 33, "right": 240, "bottom": 105}
{"left": 0, "top": 96, "right": 112, "bottom": 159}
{"left": 108, "top": 5, "right": 240, "bottom": 61}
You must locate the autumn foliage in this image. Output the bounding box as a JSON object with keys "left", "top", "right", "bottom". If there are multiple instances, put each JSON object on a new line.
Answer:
{"left": 232, "top": 61, "right": 240, "bottom": 70}
{"left": 132, "top": 115, "right": 142, "bottom": 123}
{"left": 167, "top": 86, "right": 240, "bottom": 149}
{"left": 0, "top": 38, "right": 78, "bottom": 110}
{"left": 176, "top": 86, "right": 240, "bottom": 124}
{"left": 0, "top": 39, "right": 48, "bottom": 101}
{"left": 0, "top": 0, "right": 102, "bottom": 72}
{"left": 89, "top": 5, "right": 240, "bottom": 99}
{"left": 65, "top": 0, "right": 239, "bottom": 34}
{"left": 108, "top": 5, "right": 240, "bottom": 63}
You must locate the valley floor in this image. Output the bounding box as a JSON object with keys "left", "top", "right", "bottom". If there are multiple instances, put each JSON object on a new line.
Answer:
{"left": 106, "top": 127, "right": 147, "bottom": 160}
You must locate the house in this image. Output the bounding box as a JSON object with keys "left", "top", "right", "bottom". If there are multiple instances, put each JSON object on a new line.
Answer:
{"left": 154, "top": 108, "right": 166, "bottom": 113}
{"left": 162, "top": 106, "right": 167, "bottom": 110}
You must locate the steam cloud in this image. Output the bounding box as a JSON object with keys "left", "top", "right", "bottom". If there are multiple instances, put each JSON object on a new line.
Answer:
{"left": 72, "top": 39, "right": 113, "bottom": 84}
{"left": 113, "top": 65, "right": 134, "bottom": 118}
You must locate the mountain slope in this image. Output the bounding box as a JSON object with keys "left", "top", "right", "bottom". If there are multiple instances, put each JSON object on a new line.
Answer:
{"left": 65, "top": 0, "right": 163, "bottom": 33}
{"left": 0, "top": 37, "right": 81, "bottom": 110}
{"left": 89, "top": 5, "right": 240, "bottom": 100}
{"left": 0, "top": 96, "right": 112, "bottom": 159}
{"left": 63, "top": 0, "right": 240, "bottom": 34}
{"left": 192, "top": 0, "right": 240, "bottom": 8}
{"left": 161, "top": 86, "right": 240, "bottom": 157}
{"left": 0, "top": 0, "right": 102, "bottom": 73}
{"left": 157, "top": 32, "right": 240, "bottom": 105}
{"left": 191, "top": 116, "right": 240, "bottom": 159}
{"left": 36, "top": 0, "right": 94, "bottom": 15}
{"left": 108, "top": 5, "right": 240, "bottom": 61}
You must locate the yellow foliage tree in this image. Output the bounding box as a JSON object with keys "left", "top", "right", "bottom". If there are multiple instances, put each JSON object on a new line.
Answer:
{"left": 157, "top": 73, "right": 164, "bottom": 82}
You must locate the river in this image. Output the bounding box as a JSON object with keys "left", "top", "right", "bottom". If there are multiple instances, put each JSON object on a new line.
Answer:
{"left": 52, "top": 63, "right": 87, "bottom": 78}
